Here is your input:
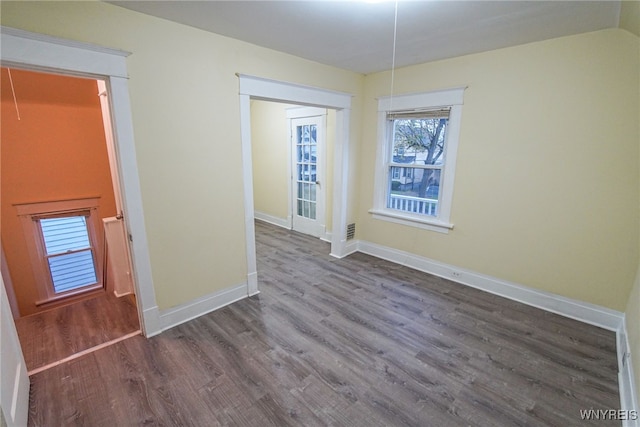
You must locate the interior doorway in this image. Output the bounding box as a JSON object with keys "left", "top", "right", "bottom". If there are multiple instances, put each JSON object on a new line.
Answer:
{"left": 251, "top": 101, "right": 331, "bottom": 240}
{"left": 0, "top": 67, "right": 141, "bottom": 374}
{"left": 238, "top": 74, "right": 353, "bottom": 296}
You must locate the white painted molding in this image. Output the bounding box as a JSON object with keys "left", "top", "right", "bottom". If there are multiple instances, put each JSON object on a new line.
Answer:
{"left": 355, "top": 238, "right": 633, "bottom": 416}
{"left": 247, "top": 272, "right": 259, "bottom": 297}
{"left": 0, "top": 274, "right": 29, "bottom": 426}
{"left": 1, "top": 26, "right": 130, "bottom": 78}
{"left": 356, "top": 240, "right": 623, "bottom": 331}
{"left": 156, "top": 283, "right": 249, "bottom": 333}
{"left": 1, "top": 27, "right": 158, "bottom": 338}
{"left": 331, "top": 239, "right": 359, "bottom": 259}
{"left": 141, "top": 306, "right": 162, "bottom": 338}
{"left": 239, "top": 93, "right": 260, "bottom": 302}
{"left": 377, "top": 86, "right": 467, "bottom": 111}
{"left": 254, "top": 211, "right": 290, "bottom": 229}
{"left": 237, "top": 74, "right": 353, "bottom": 291}
{"left": 238, "top": 74, "right": 352, "bottom": 109}
{"left": 329, "top": 108, "right": 351, "bottom": 258}
{"left": 1, "top": 26, "right": 129, "bottom": 57}
{"left": 619, "top": 320, "right": 640, "bottom": 426}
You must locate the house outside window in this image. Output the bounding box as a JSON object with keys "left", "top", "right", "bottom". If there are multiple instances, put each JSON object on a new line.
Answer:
{"left": 370, "top": 87, "right": 466, "bottom": 233}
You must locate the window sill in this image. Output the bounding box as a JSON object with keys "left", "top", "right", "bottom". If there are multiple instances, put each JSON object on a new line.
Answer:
{"left": 35, "top": 284, "right": 104, "bottom": 307}
{"left": 369, "top": 208, "right": 453, "bottom": 234}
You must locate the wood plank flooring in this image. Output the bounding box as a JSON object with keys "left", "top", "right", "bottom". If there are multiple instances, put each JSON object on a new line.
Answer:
{"left": 27, "top": 221, "right": 620, "bottom": 426}
{"left": 16, "top": 292, "right": 140, "bottom": 372}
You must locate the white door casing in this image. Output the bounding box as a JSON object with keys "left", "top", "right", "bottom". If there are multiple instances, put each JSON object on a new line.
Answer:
{"left": 0, "top": 26, "right": 160, "bottom": 335}
{"left": 238, "top": 74, "right": 353, "bottom": 296}
{"left": 0, "top": 274, "right": 29, "bottom": 427}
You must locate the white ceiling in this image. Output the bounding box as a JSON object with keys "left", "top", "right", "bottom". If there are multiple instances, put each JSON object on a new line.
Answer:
{"left": 108, "top": 1, "right": 622, "bottom": 74}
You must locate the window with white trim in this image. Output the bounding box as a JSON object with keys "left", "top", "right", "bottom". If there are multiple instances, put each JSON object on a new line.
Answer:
{"left": 16, "top": 198, "right": 104, "bottom": 305}
{"left": 370, "top": 87, "right": 465, "bottom": 233}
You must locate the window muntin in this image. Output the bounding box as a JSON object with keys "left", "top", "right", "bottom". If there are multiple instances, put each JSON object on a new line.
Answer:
{"left": 371, "top": 87, "right": 465, "bottom": 233}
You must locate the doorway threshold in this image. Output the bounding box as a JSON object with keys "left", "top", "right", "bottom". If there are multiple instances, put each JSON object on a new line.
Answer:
{"left": 27, "top": 330, "right": 141, "bottom": 376}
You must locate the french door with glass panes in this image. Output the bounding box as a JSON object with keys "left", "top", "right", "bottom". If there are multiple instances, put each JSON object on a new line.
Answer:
{"left": 291, "top": 115, "right": 325, "bottom": 238}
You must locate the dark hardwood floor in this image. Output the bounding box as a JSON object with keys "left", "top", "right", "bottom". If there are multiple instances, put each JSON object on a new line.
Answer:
{"left": 27, "top": 220, "right": 620, "bottom": 426}
{"left": 16, "top": 291, "right": 140, "bottom": 373}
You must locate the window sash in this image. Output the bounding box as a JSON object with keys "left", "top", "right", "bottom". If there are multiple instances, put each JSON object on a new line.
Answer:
{"left": 46, "top": 249, "right": 98, "bottom": 294}
{"left": 39, "top": 215, "right": 92, "bottom": 255}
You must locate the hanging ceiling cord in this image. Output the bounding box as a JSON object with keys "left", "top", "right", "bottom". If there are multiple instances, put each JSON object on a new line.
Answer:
{"left": 388, "top": 0, "right": 399, "bottom": 112}
{"left": 7, "top": 68, "right": 21, "bottom": 120}
{"left": 387, "top": 2, "right": 422, "bottom": 268}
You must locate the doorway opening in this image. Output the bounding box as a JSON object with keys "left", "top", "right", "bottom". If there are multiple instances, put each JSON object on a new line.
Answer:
{"left": 251, "top": 102, "right": 331, "bottom": 240}
{"left": 238, "top": 74, "right": 353, "bottom": 296}
{"left": 0, "top": 67, "right": 141, "bottom": 374}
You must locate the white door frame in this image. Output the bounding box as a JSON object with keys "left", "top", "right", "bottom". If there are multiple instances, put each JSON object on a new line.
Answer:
{"left": 238, "top": 74, "right": 352, "bottom": 295}
{"left": 0, "top": 273, "right": 28, "bottom": 427}
{"left": 288, "top": 108, "right": 327, "bottom": 238}
{"left": 0, "top": 26, "right": 160, "bottom": 336}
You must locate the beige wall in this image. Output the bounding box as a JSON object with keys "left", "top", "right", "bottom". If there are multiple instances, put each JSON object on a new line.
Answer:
{"left": 250, "top": 100, "right": 336, "bottom": 233}
{"left": 0, "top": 1, "right": 363, "bottom": 310}
{"left": 251, "top": 100, "right": 291, "bottom": 221}
{"left": 359, "top": 29, "right": 639, "bottom": 311}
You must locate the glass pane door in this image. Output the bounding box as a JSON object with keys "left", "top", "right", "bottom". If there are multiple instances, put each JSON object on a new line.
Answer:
{"left": 290, "top": 111, "right": 325, "bottom": 239}
{"left": 295, "top": 123, "right": 318, "bottom": 220}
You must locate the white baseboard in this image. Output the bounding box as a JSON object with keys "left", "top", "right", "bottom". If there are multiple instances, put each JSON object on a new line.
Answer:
{"left": 143, "top": 235, "right": 634, "bottom": 417}
{"left": 619, "top": 320, "right": 640, "bottom": 426}
{"left": 255, "top": 212, "right": 333, "bottom": 247}
{"left": 141, "top": 305, "right": 162, "bottom": 337}
{"left": 329, "top": 238, "right": 359, "bottom": 259}
{"left": 357, "top": 240, "right": 623, "bottom": 331}
{"left": 344, "top": 239, "right": 359, "bottom": 257}
{"left": 247, "top": 272, "right": 259, "bottom": 296}
{"left": 254, "top": 211, "right": 290, "bottom": 229}
{"left": 356, "top": 239, "right": 636, "bottom": 419}
{"left": 156, "top": 283, "right": 249, "bottom": 333}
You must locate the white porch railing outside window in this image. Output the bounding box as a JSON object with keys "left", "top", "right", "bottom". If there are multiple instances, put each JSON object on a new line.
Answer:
{"left": 388, "top": 194, "right": 438, "bottom": 216}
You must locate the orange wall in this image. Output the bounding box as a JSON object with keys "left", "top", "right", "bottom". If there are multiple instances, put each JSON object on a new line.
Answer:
{"left": 1, "top": 68, "right": 117, "bottom": 316}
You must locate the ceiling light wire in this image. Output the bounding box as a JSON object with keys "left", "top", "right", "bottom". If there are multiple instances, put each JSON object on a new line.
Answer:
{"left": 7, "top": 68, "right": 21, "bottom": 120}
{"left": 388, "top": 0, "right": 399, "bottom": 111}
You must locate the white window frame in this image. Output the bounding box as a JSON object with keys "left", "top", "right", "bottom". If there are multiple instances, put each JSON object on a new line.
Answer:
{"left": 370, "top": 87, "right": 466, "bottom": 233}
{"left": 15, "top": 197, "right": 104, "bottom": 306}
